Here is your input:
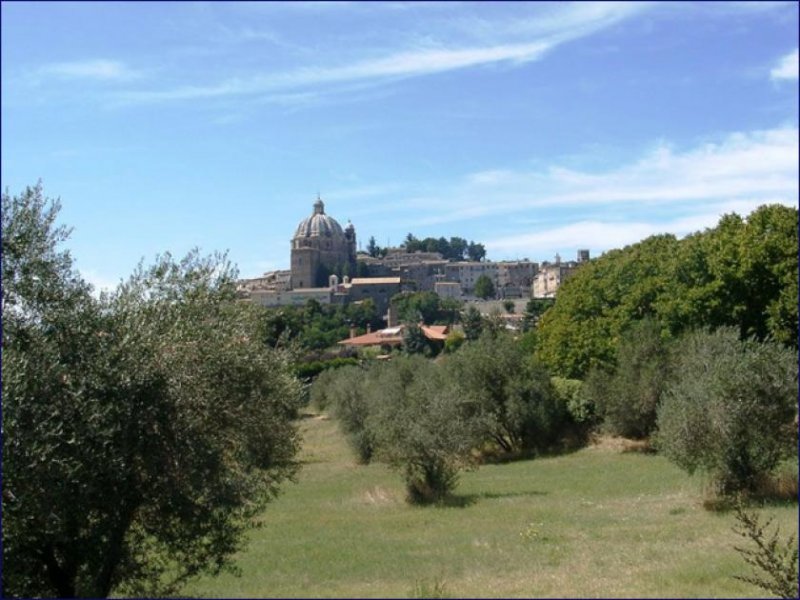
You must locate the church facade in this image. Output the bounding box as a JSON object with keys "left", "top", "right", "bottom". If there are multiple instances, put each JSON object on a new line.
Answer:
{"left": 290, "top": 198, "right": 356, "bottom": 289}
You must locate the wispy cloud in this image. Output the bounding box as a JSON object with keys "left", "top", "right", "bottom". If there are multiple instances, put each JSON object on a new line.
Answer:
{"left": 485, "top": 199, "right": 790, "bottom": 258}
{"left": 404, "top": 126, "right": 798, "bottom": 227}
{"left": 112, "top": 2, "right": 648, "bottom": 104}
{"left": 770, "top": 48, "right": 798, "bottom": 81}
{"left": 35, "top": 59, "right": 143, "bottom": 82}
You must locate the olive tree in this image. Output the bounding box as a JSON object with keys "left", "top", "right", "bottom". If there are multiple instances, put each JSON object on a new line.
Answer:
{"left": 593, "top": 317, "right": 674, "bottom": 439}
{"left": 655, "top": 328, "right": 797, "bottom": 497}
{"left": 2, "top": 185, "right": 302, "bottom": 597}
{"left": 445, "top": 332, "right": 567, "bottom": 455}
{"left": 366, "top": 356, "right": 482, "bottom": 504}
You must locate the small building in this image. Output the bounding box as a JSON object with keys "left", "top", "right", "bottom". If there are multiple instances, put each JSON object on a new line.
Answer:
{"left": 338, "top": 324, "right": 449, "bottom": 350}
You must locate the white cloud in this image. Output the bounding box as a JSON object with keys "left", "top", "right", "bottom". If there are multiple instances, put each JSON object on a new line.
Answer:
{"left": 408, "top": 126, "right": 798, "bottom": 226}
{"left": 486, "top": 198, "right": 791, "bottom": 258}
{"left": 770, "top": 48, "right": 798, "bottom": 81}
{"left": 36, "top": 59, "right": 142, "bottom": 82}
{"left": 113, "top": 2, "right": 648, "bottom": 104}
{"left": 374, "top": 125, "right": 799, "bottom": 260}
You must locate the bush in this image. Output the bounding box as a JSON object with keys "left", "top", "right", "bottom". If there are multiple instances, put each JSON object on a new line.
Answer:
{"left": 655, "top": 328, "right": 797, "bottom": 496}
{"left": 732, "top": 503, "right": 799, "bottom": 599}
{"left": 445, "top": 332, "right": 568, "bottom": 455}
{"left": 444, "top": 330, "right": 466, "bottom": 354}
{"left": 295, "top": 356, "right": 359, "bottom": 380}
{"left": 552, "top": 377, "right": 591, "bottom": 425}
{"left": 367, "top": 357, "right": 481, "bottom": 503}
{"left": 596, "top": 318, "right": 674, "bottom": 439}
{"left": 322, "top": 366, "right": 375, "bottom": 463}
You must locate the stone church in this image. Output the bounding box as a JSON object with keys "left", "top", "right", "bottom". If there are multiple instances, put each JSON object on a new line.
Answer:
{"left": 290, "top": 197, "right": 356, "bottom": 289}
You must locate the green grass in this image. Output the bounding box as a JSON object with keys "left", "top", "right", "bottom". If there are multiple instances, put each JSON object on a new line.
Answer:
{"left": 179, "top": 412, "right": 797, "bottom": 598}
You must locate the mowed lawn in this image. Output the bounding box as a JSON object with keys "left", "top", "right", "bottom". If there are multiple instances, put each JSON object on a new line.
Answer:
{"left": 180, "top": 411, "right": 797, "bottom": 598}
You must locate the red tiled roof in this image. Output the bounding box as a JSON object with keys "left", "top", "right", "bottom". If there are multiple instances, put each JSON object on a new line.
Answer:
{"left": 420, "top": 325, "right": 449, "bottom": 340}
{"left": 337, "top": 331, "right": 404, "bottom": 347}
{"left": 338, "top": 324, "right": 450, "bottom": 346}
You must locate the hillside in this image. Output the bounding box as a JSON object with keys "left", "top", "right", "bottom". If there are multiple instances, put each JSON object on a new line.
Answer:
{"left": 179, "top": 411, "right": 797, "bottom": 598}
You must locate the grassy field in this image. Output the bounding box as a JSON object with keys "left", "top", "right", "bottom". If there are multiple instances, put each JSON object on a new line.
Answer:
{"left": 180, "top": 411, "right": 797, "bottom": 598}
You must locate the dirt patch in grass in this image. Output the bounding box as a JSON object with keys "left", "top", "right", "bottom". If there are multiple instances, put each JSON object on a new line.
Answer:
{"left": 589, "top": 433, "right": 654, "bottom": 454}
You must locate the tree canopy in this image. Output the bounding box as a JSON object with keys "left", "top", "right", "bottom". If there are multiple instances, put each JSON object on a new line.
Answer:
{"left": 390, "top": 291, "right": 461, "bottom": 325}
{"left": 401, "top": 234, "right": 486, "bottom": 262}
{"left": 474, "top": 274, "right": 496, "bottom": 300}
{"left": 536, "top": 205, "right": 798, "bottom": 378}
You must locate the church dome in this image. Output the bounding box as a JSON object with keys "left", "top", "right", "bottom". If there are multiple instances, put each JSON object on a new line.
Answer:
{"left": 293, "top": 198, "right": 346, "bottom": 239}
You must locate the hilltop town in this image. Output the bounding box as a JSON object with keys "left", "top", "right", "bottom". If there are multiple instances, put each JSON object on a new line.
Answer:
{"left": 237, "top": 197, "right": 590, "bottom": 317}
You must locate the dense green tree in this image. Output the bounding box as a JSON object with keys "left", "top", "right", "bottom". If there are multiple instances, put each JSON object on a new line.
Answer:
{"left": 2, "top": 186, "right": 301, "bottom": 597}
{"left": 537, "top": 233, "right": 678, "bottom": 378}
{"left": 591, "top": 317, "right": 674, "bottom": 439}
{"left": 537, "top": 206, "right": 798, "bottom": 378}
{"left": 401, "top": 233, "right": 486, "bottom": 261}
{"left": 391, "top": 291, "right": 460, "bottom": 325}
{"left": 655, "top": 328, "right": 797, "bottom": 496}
{"left": 466, "top": 242, "right": 486, "bottom": 262}
{"left": 445, "top": 332, "right": 567, "bottom": 454}
{"left": 257, "top": 298, "right": 381, "bottom": 351}
{"left": 366, "top": 357, "right": 482, "bottom": 503}
{"left": 366, "top": 235, "right": 380, "bottom": 258}
{"left": 474, "top": 274, "right": 495, "bottom": 300}
{"left": 402, "top": 323, "right": 433, "bottom": 356}
{"left": 462, "top": 305, "right": 484, "bottom": 341}
{"left": 449, "top": 237, "right": 468, "bottom": 261}
{"left": 521, "top": 298, "right": 554, "bottom": 332}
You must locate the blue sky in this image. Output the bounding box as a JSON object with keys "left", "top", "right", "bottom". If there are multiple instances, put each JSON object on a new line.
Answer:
{"left": 2, "top": 1, "right": 798, "bottom": 290}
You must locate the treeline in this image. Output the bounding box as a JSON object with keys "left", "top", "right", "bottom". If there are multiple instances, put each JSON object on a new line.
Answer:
{"left": 311, "top": 332, "right": 577, "bottom": 503}
{"left": 536, "top": 204, "right": 798, "bottom": 379}
{"left": 532, "top": 204, "right": 798, "bottom": 499}
{"left": 365, "top": 234, "right": 487, "bottom": 261}
{"left": 257, "top": 298, "right": 383, "bottom": 352}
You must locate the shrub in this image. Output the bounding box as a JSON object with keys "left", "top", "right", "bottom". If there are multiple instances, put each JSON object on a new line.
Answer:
{"left": 732, "top": 503, "right": 799, "bottom": 599}
{"left": 403, "top": 323, "right": 434, "bottom": 356}
{"left": 592, "top": 318, "right": 674, "bottom": 439}
{"left": 323, "top": 366, "right": 375, "bottom": 463}
{"left": 446, "top": 332, "right": 568, "bottom": 455}
{"left": 444, "top": 330, "right": 466, "bottom": 354}
{"left": 655, "top": 328, "right": 797, "bottom": 496}
{"left": 295, "top": 356, "right": 359, "bottom": 380}
{"left": 552, "top": 377, "right": 591, "bottom": 425}
{"left": 367, "top": 356, "right": 482, "bottom": 504}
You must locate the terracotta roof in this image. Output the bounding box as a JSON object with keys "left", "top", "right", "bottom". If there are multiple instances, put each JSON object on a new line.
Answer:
{"left": 338, "top": 323, "right": 450, "bottom": 346}
{"left": 421, "top": 325, "right": 449, "bottom": 340}
{"left": 338, "top": 330, "right": 404, "bottom": 347}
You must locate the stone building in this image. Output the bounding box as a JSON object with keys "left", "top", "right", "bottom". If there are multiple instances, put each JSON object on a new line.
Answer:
{"left": 290, "top": 197, "right": 356, "bottom": 289}
{"left": 532, "top": 250, "right": 590, "bottom": 298}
